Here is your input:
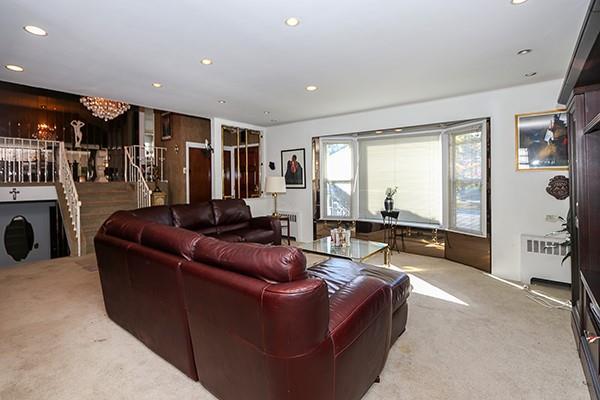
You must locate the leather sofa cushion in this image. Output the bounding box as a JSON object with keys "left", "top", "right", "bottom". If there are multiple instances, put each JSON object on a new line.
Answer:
{"left": 193, "top": 235, "right": 307, "bottom": 282}
{"left": 140, "top": 223, "right": 202, "bottom": 261}
{"left": 171, "top": 202, "right": 215, "bottom": 230}
{"left": 212, "top": 199, "right": 251, "bottom": 226}
{"left": 131, "top": 205, "right": 173, "bottom": 226}
{"left": 212, "top": 232, "right": 245, "bottom": 242}
{"left": 103, "top": 211, "right": 149, "bottom": 243}
{"left": 308, "top": 258, "right": 410, "bottom": 311}
{"left": 229, "top": 228, "right": 275, "bottom": 244}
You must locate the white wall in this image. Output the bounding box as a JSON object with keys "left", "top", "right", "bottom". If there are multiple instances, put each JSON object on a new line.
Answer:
{"left": 264, "top": 79, "right": 569, "bottom": 281}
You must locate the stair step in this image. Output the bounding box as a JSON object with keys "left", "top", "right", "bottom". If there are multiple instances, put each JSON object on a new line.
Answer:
{"left": 79, "top": 192, "right": 137, "bottom": 201}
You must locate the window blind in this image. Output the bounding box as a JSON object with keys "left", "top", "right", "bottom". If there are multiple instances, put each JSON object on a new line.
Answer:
{"left": 358, "top": 133, "right": 442, "bottom": 225}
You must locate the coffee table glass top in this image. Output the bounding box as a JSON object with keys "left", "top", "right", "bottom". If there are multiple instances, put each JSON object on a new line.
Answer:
{"left": 296, "top": 237, "right": 388, "bottom": 262}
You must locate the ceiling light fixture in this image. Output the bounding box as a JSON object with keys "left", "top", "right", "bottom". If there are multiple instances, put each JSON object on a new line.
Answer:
{"left": 152, "top": 83, "right": 162, "bottom": 88}
{"left": 201, "top": 58, "right": 213, "bottom": 65}
{"left": 517, "top": 49, "right": 532, "bottom": 55}
{"left": 394, "top": 128, "right": 403, "bottom": 132}
{"left": 80, "top": 96, "right": 130, "bottom": 121}
{"left": 375, "top": 130, "right": 383, "bottom": 134}
{"left": 264, "top": 111, "right": 270, "bottom": 115}
{"left": 511, "top": 0, "right": 528, "bottom": 4}
{"left": 5, "top": 64, "right": 24, "bottom": 72}
{"left": 23, "top": 25, "right": 47, "bottom": 36}
{"left": 218, "top": 100, "right": 226, "bottom": 104}
{"left": 525, "top": 72, "right": 537, "bottom": 77}
{"left": 285, "top": 17, "right": 300, "bottom": 27}
{"left": 305, "top": 85, "right": 318, "bottom": 92}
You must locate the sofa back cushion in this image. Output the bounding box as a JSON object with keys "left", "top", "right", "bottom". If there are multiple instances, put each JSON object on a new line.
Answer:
{"left": 171, "top": 202, "right": 215, "bottom": 231}
{"left": 103, "top": 211, "right": 150, "bottom": 243}
{"left": 140, "top": 223, "right": 203, "bottom": 260}
{"left": 211, "top": 199, "right": 251, "bottom": 226}
{"left": 131, "top": 206, "right": 173, "bottom": 226}
{"left": 192, "top": 235, "right": 307, "bottom": 282}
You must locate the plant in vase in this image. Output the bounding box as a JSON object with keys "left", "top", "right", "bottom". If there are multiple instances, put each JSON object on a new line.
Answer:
{"left": 546, "top": 208, "right": 572, "bottom": 265}
{"left": 384, "top": 187, "right": 398, "bottom": 212}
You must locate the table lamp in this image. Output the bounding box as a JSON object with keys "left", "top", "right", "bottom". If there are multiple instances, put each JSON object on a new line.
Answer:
{"left": 265, "top": 176, "right": 286, "bottom": 217}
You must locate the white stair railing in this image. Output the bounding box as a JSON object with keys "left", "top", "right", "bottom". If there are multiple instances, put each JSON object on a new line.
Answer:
{"left": 124, "top": 146, "right": 152, "bottom": 208}
{"left": 124, "top": 145, "right": 166, "bottom": 183}
{"left": 0, "top": 137, "right": 59, "bottom": 183}
{"left": 57, "top": 142, "right": 82, "bottom": 256}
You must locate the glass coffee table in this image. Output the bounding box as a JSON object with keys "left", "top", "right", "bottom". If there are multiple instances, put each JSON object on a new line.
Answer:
{"left": 297, "top": 237, "right": 390, "bottom": 266}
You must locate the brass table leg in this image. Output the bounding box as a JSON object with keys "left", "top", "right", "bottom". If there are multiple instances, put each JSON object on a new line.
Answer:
{"left": 384, "top": 247, "right": 391, "bottom": 267}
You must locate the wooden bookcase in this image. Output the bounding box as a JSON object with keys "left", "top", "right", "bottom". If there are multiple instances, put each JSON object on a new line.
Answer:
{"left": 559, "top": 1, "right": 600, "bottom": 398}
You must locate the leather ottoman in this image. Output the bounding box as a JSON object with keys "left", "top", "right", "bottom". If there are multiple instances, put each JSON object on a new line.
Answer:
{"left": 308, "top": 257, "right": 411, "bottom": 343}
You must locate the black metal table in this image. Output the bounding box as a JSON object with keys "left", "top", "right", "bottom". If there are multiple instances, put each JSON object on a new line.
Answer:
{"left": 380, "top": 210, "right": 403, "bottom": 252}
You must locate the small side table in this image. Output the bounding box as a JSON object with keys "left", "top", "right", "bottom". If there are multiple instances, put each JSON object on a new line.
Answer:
{"left": 277, "top": 215, "right": 291, "bottom": 245}
{"left": 380, "top": 210, "right": 402, "bottom": 252}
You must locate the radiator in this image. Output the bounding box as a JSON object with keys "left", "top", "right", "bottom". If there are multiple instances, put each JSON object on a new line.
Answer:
{"left": 278, "top": 210, "right": 299, "bottom": 240}
{"left": 520, "top": 234, "right": 571, "bottom": 285}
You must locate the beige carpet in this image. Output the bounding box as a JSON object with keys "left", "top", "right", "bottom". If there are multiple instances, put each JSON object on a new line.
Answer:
{"left": 0, "top": 252, "right": 589, "bottom": 400}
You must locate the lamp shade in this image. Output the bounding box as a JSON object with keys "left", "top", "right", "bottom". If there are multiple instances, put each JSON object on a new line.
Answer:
{"left": 265, "top": 176, "right": 286, "bottom": 194}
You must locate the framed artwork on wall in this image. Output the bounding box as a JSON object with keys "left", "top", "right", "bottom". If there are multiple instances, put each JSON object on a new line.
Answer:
{"left": 281, "top": 148, "right": 306, "bottom": 189}
{"left": 161, "top": 112, "right": 172, "bottom": 141}
{"left": 515, "top": 109, "right": 568, "bottom": 171}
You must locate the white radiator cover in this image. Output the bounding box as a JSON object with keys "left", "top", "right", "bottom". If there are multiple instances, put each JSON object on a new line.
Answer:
{"left": 520, "top": 234, "right": 571, "bottom": 285}
{"left": 278, "top": 210, "right": 301, "bottom": 240}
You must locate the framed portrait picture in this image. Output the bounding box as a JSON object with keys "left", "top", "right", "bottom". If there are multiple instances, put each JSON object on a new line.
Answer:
{"left": 161, "top": 112, "right": 172, "bottom": 141}
{"left": 281, "top": 148, "right": 306, "bottom": 189}
{"left": 515, "top": 110, "right": 568, "bottom": 171}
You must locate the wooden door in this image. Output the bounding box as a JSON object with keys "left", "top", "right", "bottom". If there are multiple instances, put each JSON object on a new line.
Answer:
{"left": 188, "top": 147, "right": 211, "bottom": 203}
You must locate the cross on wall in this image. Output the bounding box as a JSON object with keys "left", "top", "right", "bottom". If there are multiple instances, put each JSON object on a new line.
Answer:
{"left": 9, "top": 188, "right": 20, "bottom": 201}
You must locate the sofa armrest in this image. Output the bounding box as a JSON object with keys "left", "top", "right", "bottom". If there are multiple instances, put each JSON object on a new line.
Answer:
{"left": 328, "top": 275, "right": 392, "bottom": 356}
{"left": 250, "top": 215, "right": 280, "bottom": 230}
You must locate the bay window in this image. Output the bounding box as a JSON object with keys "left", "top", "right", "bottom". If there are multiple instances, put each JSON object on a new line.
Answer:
{"left": 318, "top": 119, "right": 488, "bottom": 238}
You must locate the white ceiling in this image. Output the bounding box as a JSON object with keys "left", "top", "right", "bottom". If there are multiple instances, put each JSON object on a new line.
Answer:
{"left": 0, "top": 0, "right": 590, "bottom": 126}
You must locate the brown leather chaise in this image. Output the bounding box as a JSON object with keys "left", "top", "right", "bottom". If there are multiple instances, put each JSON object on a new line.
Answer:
{"left": 94, "top": 201, "right": 410, "bottom": 400}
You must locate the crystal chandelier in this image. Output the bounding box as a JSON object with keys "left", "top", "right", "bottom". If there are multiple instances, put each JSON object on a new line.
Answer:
{"left": 80, "top": 96, "right": 130, "bottom": 121}
{"left": 33, "top": 123, "right": 57, "bottom": 141}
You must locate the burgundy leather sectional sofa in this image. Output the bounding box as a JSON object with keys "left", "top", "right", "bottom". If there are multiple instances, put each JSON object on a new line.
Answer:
{"left": 94, "top": 199, "right": 410, "bottom": 400}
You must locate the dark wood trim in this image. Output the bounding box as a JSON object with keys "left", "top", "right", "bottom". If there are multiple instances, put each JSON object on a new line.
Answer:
{"left": 558, "top": 0, "right": 600, "bottom": 104}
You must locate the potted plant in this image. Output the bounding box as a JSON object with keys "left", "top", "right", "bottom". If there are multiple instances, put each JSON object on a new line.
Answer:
{"left": 546, "top": 208, "right": 572, "bottom": 265}
{"left": 384, "top": 187, "right": 398, "bottom": 212}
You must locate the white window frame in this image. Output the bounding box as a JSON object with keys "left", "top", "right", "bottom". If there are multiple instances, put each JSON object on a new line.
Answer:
{"left": 444, "top": 120, "right": 488, "bottom": 237}
{"left": 319, "top": 137, "right": 356, "bottom": 220}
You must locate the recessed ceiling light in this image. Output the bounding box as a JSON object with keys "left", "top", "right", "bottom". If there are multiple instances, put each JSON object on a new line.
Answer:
{"left": 201, "top": 58, "right": 213, "bottom": 65}
{"left": 375, "top": 130, "right": 383, "bottom": 134}
{"left": 5, "top": 64, "right": 24, "bottom": 72}
{"left": 23, "top": 25, "right": 47, "bottom": 36}
{"left": 394, "top": 128, "right": 403, "bottom": 132}
{"left": 525, "top": 72, "right": 537, "bottom": 77}
{"left": 218, "top": 100, "right": 226, "bottom": 104}
{"left": 285, "top": 17, "right": 300, "bottom": 27}
{"left": 305, "top": 85, "right": 318, "bottom": 92}
{"left": 264, "top": 111, "right": 270, "bottom": 115}
{"left": 517, "top": 49, "right": 532, "bottom": 55}
{"left": 152, "top": 82, "right": 162, "bottom": 88}
{"left": 511, "top": 0, "right": 528, "bottom": 4}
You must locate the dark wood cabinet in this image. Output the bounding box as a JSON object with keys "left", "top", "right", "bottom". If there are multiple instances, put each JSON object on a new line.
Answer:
{"left": 559, "top": 2, "right": 600, "bottom": 399}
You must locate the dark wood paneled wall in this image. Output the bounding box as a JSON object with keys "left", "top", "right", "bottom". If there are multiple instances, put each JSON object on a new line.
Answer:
{"left": 0, "top": 81, "right": 137, "bottom": 149}
{"left": 155, "top": 112, "right": 211, "bottom": 204}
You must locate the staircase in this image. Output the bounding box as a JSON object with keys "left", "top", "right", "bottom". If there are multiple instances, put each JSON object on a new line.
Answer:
{"left": 76, "top": 182, "right": 137, "bottom": 254}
